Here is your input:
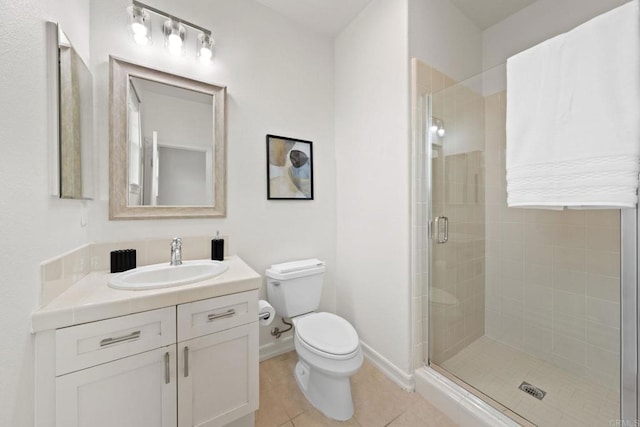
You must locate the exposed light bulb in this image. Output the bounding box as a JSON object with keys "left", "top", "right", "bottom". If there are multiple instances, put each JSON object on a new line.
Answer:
{"left": 200, "top": 47, "right": 212, "bottom": 60}
{"left": 168, "top": 43, "right": 182, "bottom": 55}
{"left": 134, "top": 33, "right": 149, "bottom": 45}
{"left": 168, "top": 33, "right": 182, "bottom": 48}
{"left": 197, "top": 33, "right": 214, "bottom": 62}
{"left": 131, "top": 21, "right": 147, "bottom": 36}
{"left": 128, "top": 5, "right": 151, "bottom": 46}
{"left": 163, "top": 20, "right": 185, "bottom": 56}
{"left": 430, "top": 124, "right": 439, "bottom": 133}
{"left": 437, "top": 128, "right": 445, "bottom": 137}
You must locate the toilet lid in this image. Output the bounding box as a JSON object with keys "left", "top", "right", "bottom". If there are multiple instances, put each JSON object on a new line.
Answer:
{"left": 295, "top": 312, "right": 359, "bottom": 355}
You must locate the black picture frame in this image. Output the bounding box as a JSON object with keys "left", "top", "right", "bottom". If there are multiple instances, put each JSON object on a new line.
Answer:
{"left": 266, "top": 134, "right": 314, "bottom": 200}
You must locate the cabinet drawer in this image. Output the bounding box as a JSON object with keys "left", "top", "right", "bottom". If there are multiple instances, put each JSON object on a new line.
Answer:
{"left": 177, "top": 291, "right": 258, "bottom": 342}
{"left": 56, "top": 306, "right": 176, "bottom": 376}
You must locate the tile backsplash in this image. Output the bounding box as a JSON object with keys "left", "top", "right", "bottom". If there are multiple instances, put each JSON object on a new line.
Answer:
{"left": 40, "top": 244, "right": 92, "bottom": 307}
{"left": 40, "top": 236, "right": 229, "bottom": 306}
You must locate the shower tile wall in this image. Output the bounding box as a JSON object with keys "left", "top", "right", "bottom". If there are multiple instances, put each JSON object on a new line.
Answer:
{"left": 483, "top": 91, "right": 621, "bottom": 389}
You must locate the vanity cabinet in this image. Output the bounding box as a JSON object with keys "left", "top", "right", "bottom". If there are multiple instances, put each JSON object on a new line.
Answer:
{"left": 49, "top": 291, "right": 258, "bottom": 427}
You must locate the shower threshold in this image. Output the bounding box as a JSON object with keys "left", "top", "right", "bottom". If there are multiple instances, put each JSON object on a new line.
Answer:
{"left": 428, "top": 363, "right": 535, "bottom": 426}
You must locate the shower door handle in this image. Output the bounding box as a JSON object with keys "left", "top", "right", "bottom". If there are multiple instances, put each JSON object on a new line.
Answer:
{"left": 433, "top": 216, "right": 449, "bottom": 244}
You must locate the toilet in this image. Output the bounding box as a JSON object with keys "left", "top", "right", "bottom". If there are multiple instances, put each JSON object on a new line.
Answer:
{"left": 266, "top": 259, "right": 363, "bottom": 421}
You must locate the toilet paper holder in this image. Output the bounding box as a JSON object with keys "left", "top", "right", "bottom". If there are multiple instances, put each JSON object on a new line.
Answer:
{"left": 258, "top": 299, "right": 276, "bottom": 326}
{"left": 258, "top": 311, "right": 271, "bottom": 321}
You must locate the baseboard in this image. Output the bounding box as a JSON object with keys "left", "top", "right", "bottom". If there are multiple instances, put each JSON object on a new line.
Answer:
{"left": 224, "top": 413, "right": 254, "bottom": 427}
{"left": 360, "top": 341, "right": 414, "bottom": 391}
{"left": 259, "top": 336, "right": 295, "bottom": 361}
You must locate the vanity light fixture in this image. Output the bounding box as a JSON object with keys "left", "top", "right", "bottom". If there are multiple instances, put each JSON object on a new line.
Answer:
{"left": 128, "top": 1, "right": 214, "bottom": 62}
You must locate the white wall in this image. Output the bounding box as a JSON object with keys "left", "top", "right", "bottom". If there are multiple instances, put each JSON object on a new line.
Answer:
{"left": 89, "top": 0, "right": 336, "bottom": 353}
{"left": 482, "top": 0, "right": 629, "bottom": 69}
{"left": 409, "top": 0, "right": 482, "bottom": 82}
{"left": 335, "top": 0, "right": 412, "bottom": 374}
{"left": 0, "top": 0, "right": 92, "bottom": 425}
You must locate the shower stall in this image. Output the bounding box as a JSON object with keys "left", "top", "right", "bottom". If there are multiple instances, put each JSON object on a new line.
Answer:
{"left": 412, "top": 60, "right": 638, "bottom": 426}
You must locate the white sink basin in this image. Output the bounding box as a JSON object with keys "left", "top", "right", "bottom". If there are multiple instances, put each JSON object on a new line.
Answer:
{"left": 109, "top": 260, "right": 229, "bottom": 290}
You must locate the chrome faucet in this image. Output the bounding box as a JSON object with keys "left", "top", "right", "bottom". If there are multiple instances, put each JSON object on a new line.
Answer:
{"left": 170, "top": 237, "right": 183, "bottom": 266}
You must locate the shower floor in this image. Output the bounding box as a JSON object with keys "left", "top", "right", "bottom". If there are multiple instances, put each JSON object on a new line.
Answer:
{"left": 440, "top": 336, "right": 619, "bottom": 426}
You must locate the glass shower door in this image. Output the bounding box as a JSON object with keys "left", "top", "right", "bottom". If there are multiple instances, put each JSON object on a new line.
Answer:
{"left": 427, "top": 81, "right": 486, "bottom": 368}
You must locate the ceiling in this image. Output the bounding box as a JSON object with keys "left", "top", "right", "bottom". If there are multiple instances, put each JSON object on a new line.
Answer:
{"left": 449, "top": 0, "right": 538, "bottom": 29}
{"left": 255, "top": 0, "right": 538, "bottom": 37}
{"left": 254, "top": 0, "right": 373, "bottom": 36}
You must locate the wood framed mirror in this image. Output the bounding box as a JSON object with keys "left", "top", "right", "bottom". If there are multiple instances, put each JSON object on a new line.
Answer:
{"left": 109, "top": 57, "right": 226, "bottom": 219}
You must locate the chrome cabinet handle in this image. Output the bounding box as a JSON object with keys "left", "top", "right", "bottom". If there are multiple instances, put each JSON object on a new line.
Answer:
{"left": 433, "top": 216, "right": 449, "bottom": 244}
{"left": 207, "top": 309, "right": 235, "bottom": 322}
{"left": 100, "top": 330, "right": 141, "bottom": 347}
{"left": 184, "top": 346, "right": 189, "bottom": 378}
{"left": 164, "top": 352, "right": 170, "bottom": 384}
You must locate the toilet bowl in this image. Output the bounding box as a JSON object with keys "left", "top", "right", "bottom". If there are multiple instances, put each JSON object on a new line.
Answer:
{"left": 265, "top": 260, "right": 363, "bottom": 421}
{"left": 292, "top": 312, "right": 363, "bottom": 420}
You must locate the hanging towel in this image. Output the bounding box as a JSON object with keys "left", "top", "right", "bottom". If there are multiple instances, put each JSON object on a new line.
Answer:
{"left": 506, "top": 0, "right": 640, "bottom": 208}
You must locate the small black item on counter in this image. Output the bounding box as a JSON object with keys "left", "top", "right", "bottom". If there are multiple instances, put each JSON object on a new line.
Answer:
{"left": 211, "top": 232, "right": 224, "bottom": 261}
{"left": 110, "top": 249, "right": 137, "bottom": 273}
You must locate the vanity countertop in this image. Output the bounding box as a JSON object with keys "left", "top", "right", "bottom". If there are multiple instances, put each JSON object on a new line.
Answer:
{"left": 32, "top": 256, "right": 261, "bottom": 332}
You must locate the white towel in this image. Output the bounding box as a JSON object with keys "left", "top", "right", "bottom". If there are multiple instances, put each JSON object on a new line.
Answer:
{"left": 506, "top": 0, "right": 640, "bottom": 209}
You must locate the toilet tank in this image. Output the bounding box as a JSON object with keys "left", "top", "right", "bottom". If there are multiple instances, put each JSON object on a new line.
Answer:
{"left": 265, "top": 259, "right": 325, "bottom": 318}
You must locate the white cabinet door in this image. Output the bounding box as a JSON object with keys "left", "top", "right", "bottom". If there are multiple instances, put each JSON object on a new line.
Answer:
{"left": 56, "top": 345, "right": 177, "bottom": 427}
{"left": 178, "top": 323, "right": 258, "bottom": 427}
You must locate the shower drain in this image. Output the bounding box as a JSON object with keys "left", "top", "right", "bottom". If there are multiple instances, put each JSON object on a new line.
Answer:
{"left": 519, "top": 381, "right": 546, "bottom": 400}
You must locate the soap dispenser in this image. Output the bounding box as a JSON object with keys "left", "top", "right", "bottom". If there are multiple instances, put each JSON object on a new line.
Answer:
{"left": 211, "top": 231, "right": 224, "bottom": 261}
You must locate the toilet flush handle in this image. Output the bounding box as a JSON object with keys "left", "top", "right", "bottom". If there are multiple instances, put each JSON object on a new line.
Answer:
{"left": 272, "top": 281, "right": 280, "bottom": 287}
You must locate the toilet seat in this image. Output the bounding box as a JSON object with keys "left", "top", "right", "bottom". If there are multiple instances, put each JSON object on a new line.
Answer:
{"left": 294, "top": 312, "right": 359, "bottom": 359}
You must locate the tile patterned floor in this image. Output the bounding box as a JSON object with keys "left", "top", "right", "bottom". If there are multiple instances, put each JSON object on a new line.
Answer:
{"left": 441, "top": 336, "right": 620, "bottom": 427}
{"left": 256, "top": 351, "right": 456, "bottom": 427}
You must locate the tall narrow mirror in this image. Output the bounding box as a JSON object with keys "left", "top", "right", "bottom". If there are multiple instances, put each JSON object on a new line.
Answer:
{"left": 46, "top": 22, "right": 94, "bottom": 200}
{"left": 109, "top": 57, "right": 226, "bottom": 219}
